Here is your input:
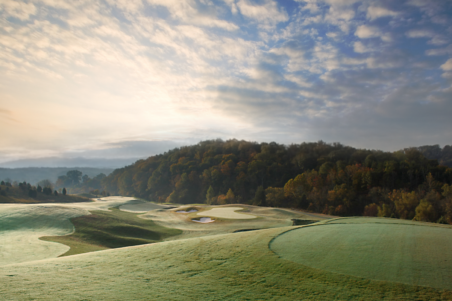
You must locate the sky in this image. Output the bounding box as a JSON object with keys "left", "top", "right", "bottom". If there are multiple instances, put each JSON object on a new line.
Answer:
{"left": 1, "top": 0, "right": 452, "bottom": 164}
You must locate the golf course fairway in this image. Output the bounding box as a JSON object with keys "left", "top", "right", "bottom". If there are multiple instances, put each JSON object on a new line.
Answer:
{"left": 196, "top": 206, "right": 257, "bottom": 219}
{"left": 1, "top": 221, "right": 452, "bottom": 300}
{"left": 271, "top": 217, "right": 452, "bottom": 290}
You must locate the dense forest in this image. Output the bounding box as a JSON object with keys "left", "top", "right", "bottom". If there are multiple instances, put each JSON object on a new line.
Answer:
{"left": 101, "top": 139, "right": 452, "bottom": 224}
{"left": 416, "top": 145, "right": 452, "bottom": 168}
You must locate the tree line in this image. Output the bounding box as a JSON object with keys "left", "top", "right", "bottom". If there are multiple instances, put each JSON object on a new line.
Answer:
{"left": 55, "top": 170, "right": 109, "bottom": 196}
{"left": 100, "top": 139, "right": 452, "bottom": 224}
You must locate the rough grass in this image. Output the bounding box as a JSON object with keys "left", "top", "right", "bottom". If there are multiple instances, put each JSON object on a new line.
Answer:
{"left": 41, "top": 208, "right": 182, "bottom": 256}
{"left": 271, "top": 217, "right": 452, "bottom": 290}
{"left": 1, "top": 226, "right": 451, "bottom": 300}
{"left": 119, "top": 200, "right": 169, "bottom": 212}
{"left": 196, "top": 206, "right": 257, "bottom": 219}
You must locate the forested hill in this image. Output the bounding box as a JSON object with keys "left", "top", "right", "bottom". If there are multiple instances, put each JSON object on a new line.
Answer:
{"left": 415, "top": 145, "right": 452, "bottom": 167}
{"left": 101, "top": 139, "right": 452, "bottom": 224}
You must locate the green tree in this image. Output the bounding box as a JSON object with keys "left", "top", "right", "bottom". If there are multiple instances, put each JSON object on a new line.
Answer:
{"left": 62, "top": 187, "right": 67, "bottom": 195}
{"left": 265, "top": 187, "right": 285, "bottom": 207}
{"left": 226, "top": 188, "right": 235, "bottom": 203}
{"left": 253, "top": 186, "right": 266, "bottom": 206}
{"left": 413, "top": 199, "right": 437, "bottom": 222}
{"left": 67, "top": 170, "right": 82, "bottom": 185}
{"left": 377, "top": 204, "right": 393, "bottom": 217}
{"left": 206, "top": 185, "right": 215, "bottom": 205}
{"left": 37, "top": 179, "right": 53, "bottom": 191}
{"left": 363, "top": 203, "right": 378, "bottom": 216}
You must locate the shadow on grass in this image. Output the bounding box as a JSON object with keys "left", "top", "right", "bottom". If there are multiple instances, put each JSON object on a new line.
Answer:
{"left": 40, "top": 207, "right": 182, "bottom": 256}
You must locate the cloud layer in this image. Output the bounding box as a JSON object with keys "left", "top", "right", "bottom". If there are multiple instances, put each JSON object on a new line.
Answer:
{"left": 0, "top": 0, "right": 451, "bottom": 161}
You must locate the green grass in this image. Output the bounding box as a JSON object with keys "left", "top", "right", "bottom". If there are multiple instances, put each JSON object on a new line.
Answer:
{"left": 271, "top": 217, "right": 452, "bottom": 290}
{"left": 40, "top": 208, "right": 182, "bottom": 256}
{"left": 1, "top": 226, "right": 451, "bottom": 300}
{"left": 4, "top": 204, "right": 451, "bottom": 299}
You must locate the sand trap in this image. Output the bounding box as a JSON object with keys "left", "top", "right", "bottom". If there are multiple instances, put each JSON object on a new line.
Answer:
{"left": 197, "top": 207, "right": 257, "bottom": 219}
{"left": 192, "top": 217, "right": 215, "bottom": 223}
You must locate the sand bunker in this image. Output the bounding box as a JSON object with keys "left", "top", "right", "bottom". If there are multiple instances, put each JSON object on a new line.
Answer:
{"left": 197, "top": 207, "right": 257, "bottom": 219}
{"left": 192, "top": 217, "right": 215, "bottom": 223}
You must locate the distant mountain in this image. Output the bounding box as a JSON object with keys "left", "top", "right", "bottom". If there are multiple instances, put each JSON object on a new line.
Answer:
{"left": 0, "top": 157, "right": 140, "bottom": 169}
{"left": 0, "top": 167, "right": 115, "bottom": 185}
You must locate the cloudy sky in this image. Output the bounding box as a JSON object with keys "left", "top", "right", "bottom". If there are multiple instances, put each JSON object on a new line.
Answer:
{"left": 1, "top": 0, "right": 452, "bottom": 163}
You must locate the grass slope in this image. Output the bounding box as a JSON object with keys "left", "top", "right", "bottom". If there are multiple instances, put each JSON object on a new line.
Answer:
{"left": 1, "top": 226, "right": 451, "bottom": 300}
{"left": 271, "top": 217, "right": 452, "bottom": 290}
{"left": 41, "top": 208, "right": 182, "bottom": 256}
{"left": 0, "top": 205, "right": 88, "bottom": 266}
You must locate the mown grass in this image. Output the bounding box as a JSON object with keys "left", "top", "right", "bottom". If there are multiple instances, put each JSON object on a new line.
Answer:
{"left": 2, "top": 226, "right": 452, "bottom": 300}
{"left": 271, "top": 217, "right": 452, "bottom": 290}
{"left": 40, "top": 208, "right": 182, "bottom": 256}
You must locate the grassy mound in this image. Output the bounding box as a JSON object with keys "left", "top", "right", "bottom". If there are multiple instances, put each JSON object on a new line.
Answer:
{"left": 197, "top": 206, "right": 257, "bottom": 219}
{"left": 119, "top": 201, "right": 168, "bottom": 212}
{"left": 1, "top": 226, "right": 451, "bottom": 300}
{"left": 40, "top": 208, "right": 182, "bottom": 256}
{"left": 271, "top": 217, "right": 452, "bottom": 290}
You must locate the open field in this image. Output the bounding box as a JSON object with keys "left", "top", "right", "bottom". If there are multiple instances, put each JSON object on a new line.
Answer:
{"left": 1, "top": 223, "right": 451, "bottom": 300}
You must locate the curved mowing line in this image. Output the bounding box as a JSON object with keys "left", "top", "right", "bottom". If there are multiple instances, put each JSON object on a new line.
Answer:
{"left": 270, "top": 219, "right": 452, "bottom": 290}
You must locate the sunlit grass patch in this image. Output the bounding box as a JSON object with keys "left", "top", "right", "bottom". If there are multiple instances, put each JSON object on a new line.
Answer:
{"left": 196, "top": 206, "right": 257, "bottom": 219}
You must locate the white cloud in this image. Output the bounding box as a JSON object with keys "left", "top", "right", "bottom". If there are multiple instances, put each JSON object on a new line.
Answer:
{"left": 441, "top": 58, "right": 452, "bottom": 71}
{"left": 298, "top": 0, "right": 320, "bottom": 13}
{"left": 0, "top": 0, "right": 37, "bottom": 20}
{"left": 355, "top": 25, "right": 391, "bottom": 42}
{"left": 236, "top": 0, "right": 288, "bottom": 26}
{"left": 366, "top": 6, "right": 398, "bottom": 21}
{"left": 353, "top": 41, "right": 370, "bottom": 53}
{"left": 406, "top": 29, "right": 432, "bottom": 38}
{"left": 222, "top": 0, "right": 238, "bottom": 14}
{"left": 323, "top": 0, "right": 360, "bottom": 6}
{"left": 147, "top": 0, "right": 238, "bottom": 31}
{"left": 406, "top": 29, "right": 448, "bottom": 46}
